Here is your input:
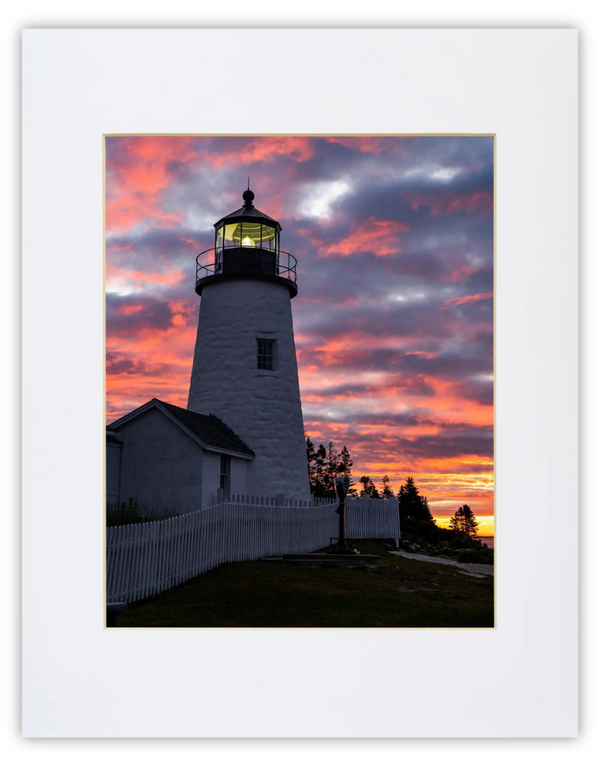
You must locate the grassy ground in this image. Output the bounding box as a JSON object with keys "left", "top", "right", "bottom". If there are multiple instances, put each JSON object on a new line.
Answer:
{"left": 119, "top": 540, "right": 495, "bottom": 629}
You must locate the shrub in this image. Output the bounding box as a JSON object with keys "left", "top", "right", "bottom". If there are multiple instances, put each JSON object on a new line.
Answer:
{"left": 106, "top": 499, "right": 181, "bottom": 526}
{"left": 457, "top": 546, "right": 494, "bottom": 564}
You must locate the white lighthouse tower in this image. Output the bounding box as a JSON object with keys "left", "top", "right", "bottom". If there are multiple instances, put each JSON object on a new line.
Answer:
{"left": 187, "top": 187, "right": 310, "bottom": 503}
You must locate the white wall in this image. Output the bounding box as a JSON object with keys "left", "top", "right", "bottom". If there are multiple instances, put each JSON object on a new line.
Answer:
{"left": 106, "top": 441, "right": 121, "bottom": 504}
{"left": 201, "top": 451, "right": 220, "bottom": 509}
{"left": 188, "top": 278, "right": 310, "bottom": 502}
{"left": 116, "top": 408, "right": 203, "bottom": 516}
{"left": 230, "top": 456, "right": 249, "bottom": 501}
{"left": 202, "top": 450, "right": 249, "bottom": 509}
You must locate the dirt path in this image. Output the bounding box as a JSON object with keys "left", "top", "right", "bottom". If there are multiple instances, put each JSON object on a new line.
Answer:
{"left": 389, "top": 550, "right": 494, "bottom": 578}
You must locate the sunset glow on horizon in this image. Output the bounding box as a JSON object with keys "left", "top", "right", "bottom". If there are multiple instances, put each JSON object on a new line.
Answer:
{"left": 105, "top": 135, "right": 494, "bottom": 523}
{"left": 434, "top": 514, "right": 495, "bottom": 537}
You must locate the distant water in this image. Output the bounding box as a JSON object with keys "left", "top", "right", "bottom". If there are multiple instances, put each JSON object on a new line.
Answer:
{"left": 476, "top": 536, "right": 494, "bottom": 549}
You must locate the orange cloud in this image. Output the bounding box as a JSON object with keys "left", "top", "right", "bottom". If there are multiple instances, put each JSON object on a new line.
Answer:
{"left": 111, "top": 136, "right": 198, "bottom": 195}
{"left": 106, "top": 318, "right": 198, "bottom": 421}
{"left": 106, "top": 137, "right": 198, "bottom": 232}
{"left": 105, "top": 194, "right": 183, "bottom": 233}
{"left": 106, "top": 262, "right": 188, "bottom": 291}
{"left": 443, "top": 291, "right": 494, "bottom": 308}
{"left": 405, "top": 190, "right": 493, "bottom": 216}
{"left": 325, "top": 136, "right": 410, "bottom": 156}
{"left": 236, "top": 137, "right": 314, "bottom": 165}
{"left": 321, "top": 218, "right": 411, "bottom": 257}
{"left": 448, "top": 265, "right": 479, "bottom": 284}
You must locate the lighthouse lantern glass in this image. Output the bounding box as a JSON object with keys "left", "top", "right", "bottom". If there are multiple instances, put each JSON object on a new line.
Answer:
{"left": 260, "top": 224, "right": 277, "bottom": 252}
{"left": 223, "top": 222, "right": 242, "bottom": 249}
{"left": 217, "top": 221, "right": 278, "bottom": 253}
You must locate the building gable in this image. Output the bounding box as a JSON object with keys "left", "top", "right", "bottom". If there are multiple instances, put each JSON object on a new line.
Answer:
{"left": 108, "top": 399, "right": 254, "bottom": 460}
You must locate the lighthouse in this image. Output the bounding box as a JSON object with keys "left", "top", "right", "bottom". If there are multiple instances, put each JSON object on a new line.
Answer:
{"left": 187, "top": 187, "right": 311, "bottom": 503}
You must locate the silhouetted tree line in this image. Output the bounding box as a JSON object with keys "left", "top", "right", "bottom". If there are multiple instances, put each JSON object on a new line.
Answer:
{"left": 395, "top": 477, "right": 480, "bottom": 541}
{"left": 306, "top": 435, "right": 356, "bottom": 498}
{"left": 305, "top": 435, "right": 483, "bottom": 545}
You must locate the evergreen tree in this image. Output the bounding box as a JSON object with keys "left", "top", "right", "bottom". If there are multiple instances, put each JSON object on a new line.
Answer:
{"left": 314, "top": 443, "right": 327, "bottom": 496}
{"left": 420, "top": 493, "right": 432, "bottom": 520}
{"left": 449, "top": 504, "right": 479, "bottom": 536}
{"left": 306, "top": 434, "right": 317, "bottom": 487}
{"left": 380, "top": 475, "right": 394, "bottom": 499}
{"left": 359, "top": 476, "right": 380, "bottom": 498}
{"left": 397, "top": 476, "right": 434, "bottom": 525}
{"left": 448, "top": 513, "right": 460, "bottom": 532}
{"left": 465, "top": 506, "right": 478, "bottom": 535}
{"left": 359, "top": 476, "right": 370, "bottom": 496}
{"left": 337, "top": 445, "right": 356, "bottom": 495}
{"left": 305, "top": 434, "right": 327, "bottom": 497}
{"left": 324, "top": 441, "right": 339, "bottom": 497}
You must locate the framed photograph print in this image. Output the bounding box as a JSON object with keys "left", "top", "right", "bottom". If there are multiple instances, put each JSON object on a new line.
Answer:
{"left": 22, "top": 28, "right": 578, "bottom": 737}
{"left": 103, "top": 132, "right": 495, "bottom": 630}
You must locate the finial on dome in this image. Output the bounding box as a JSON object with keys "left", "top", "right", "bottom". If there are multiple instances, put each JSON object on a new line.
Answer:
{"left": 242, "top": 182, "right": 255, "bottom": 206}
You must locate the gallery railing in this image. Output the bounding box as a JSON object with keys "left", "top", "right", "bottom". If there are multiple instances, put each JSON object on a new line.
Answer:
{"left": 195, "top": 245, "right": 298, "bottom": 286}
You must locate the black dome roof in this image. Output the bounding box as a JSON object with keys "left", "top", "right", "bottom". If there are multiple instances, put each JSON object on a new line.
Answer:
{"left": 213, "top": 188, "right": 281, "bottom": 232}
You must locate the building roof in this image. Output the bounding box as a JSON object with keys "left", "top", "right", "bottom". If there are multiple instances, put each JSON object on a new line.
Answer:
{"left": 158, "top": 400, "right": 255, "bottom": 457}
{"left": 106, "top": 430, "right": 123, "bottom": 445}
{"left": 107, "top": 398, "right": 255, "bottom": 459}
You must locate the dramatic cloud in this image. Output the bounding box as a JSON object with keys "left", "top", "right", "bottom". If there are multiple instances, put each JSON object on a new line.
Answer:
{"left": 320, "top": 218, "right": 411, "bottom": 257}
{"left": 106, "top": 136, "right": 494, "bottom": 523}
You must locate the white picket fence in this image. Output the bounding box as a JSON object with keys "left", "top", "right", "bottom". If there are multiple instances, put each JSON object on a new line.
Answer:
{"left": 345, "top": 497, "right": 400, "bottom": 539}
{"left": 106, "top": 497, "right": 400, "bottom": 604}
{"left": 225, "top": 494, "right": 343, "bottom": 507}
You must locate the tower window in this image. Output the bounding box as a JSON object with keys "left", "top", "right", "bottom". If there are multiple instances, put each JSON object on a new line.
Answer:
{"left": 257, "top": 339, "right": 275, "bottom": 370}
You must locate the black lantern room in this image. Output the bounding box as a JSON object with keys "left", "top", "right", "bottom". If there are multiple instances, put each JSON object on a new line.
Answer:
{"left": 195, "top": 187, "right": 298, "bottom": 297}
{"left": 215, "top": 188, "right": 280, "bottom": 258}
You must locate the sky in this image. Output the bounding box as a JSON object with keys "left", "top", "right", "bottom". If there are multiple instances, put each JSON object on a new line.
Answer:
{"left": 105, "top": 135, "right": 494, "bottom": 529}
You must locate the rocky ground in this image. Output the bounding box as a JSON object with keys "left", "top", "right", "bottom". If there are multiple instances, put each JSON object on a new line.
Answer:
{"left": 389, "top": 549, "right": 494, "bottom": 578}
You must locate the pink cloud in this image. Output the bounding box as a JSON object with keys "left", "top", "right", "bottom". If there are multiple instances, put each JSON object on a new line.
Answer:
{"left": 405, "top": 190, "right": 493, "bottom": 216}
{"left": 442, "top": 291, "right": 494, "bottom": 308}
{"left": 325, "top": 136, "right": 410, "bottom": 156}
{"left": 320, "top": 218, "right": 411, "bottom": 257}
